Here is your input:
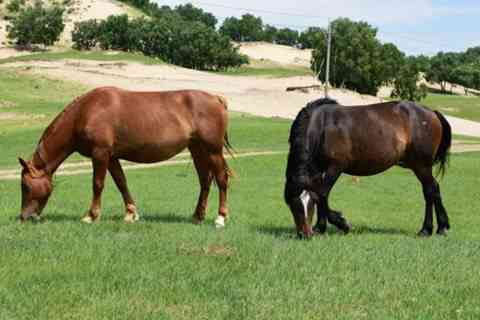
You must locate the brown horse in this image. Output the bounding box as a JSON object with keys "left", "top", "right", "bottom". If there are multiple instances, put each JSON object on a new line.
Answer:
{"left": 284, "top": 98, "right": 452, "bottom": 239}
{"left": 19, "top": 87, "right": 233, "bottom": 227}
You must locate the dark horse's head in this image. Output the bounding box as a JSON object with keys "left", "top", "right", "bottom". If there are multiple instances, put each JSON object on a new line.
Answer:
{"left": 284, "top": 98, "right": 338, "bottom": 239}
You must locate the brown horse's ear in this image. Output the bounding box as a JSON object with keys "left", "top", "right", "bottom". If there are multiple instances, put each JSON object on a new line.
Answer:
{"left": 18, "top": 158, "right": 30, "bottom": 171}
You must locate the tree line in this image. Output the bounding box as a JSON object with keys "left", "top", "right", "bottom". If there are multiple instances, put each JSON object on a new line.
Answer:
{"left": 4, "top": 1, "right": 479, "bottom": 100}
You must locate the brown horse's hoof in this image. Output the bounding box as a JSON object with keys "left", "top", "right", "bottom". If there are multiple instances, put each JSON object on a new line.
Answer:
{"left": 124, "top": 214, "right": 139, "bottom": 223}
{"left": 124, "top": 204, "right": 139, "bottom": 223}
{"left": 81, "top": 215, "right": 98, "bottom": 224}
{"left": 215, "top": 215, "right": 226, "bottom": 228}
{"left": 192, "top": 216, "right": 204, "bottom": 225}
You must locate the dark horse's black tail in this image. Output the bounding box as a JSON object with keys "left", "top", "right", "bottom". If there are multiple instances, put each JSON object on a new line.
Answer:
{"left": 433, "top": 110, "right": 452, "bottom": 177}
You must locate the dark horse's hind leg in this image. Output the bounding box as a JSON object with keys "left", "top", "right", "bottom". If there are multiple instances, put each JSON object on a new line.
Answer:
{"left": 312, "top": 167, "right": 351, "bottom": 234}
{"left": 189, "top": 144, "right": 214, "bottom": 224}
{"left": 414, "top": 166, "right": 450, "bottom": 236}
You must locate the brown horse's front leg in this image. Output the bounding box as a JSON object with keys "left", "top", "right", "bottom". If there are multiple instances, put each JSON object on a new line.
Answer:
{"left": 81, "top": 154, "right": 109, "bottom": 223}
{"left": 108, "top": 159, "right": 138, "bottom": 223}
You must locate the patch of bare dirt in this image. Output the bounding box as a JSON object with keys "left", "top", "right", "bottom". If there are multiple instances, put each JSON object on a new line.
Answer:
{"left": 0, "top": 99, "right": 17, "bottom": 108}
{"left": 238, "top": 42, "right": 312, "bottom": 67}
{"left": 0, "top": 112, "right": 44, "bottom": 121}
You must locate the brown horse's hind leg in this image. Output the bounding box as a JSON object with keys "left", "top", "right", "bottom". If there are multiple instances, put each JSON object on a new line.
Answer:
{"left": 209, "top": 152, "right": 230, "bottom": 228}
{"left": 413, "top": 166, "right": 450, "bottom": 236}
{"left": 81, "top": 150, "right": 110, "bottom": 223}
{"left": 108, "top": 158, "right": 138, "bottom": 223}
{"left": 189, "top": 144, "right": 214, "bottom": 224}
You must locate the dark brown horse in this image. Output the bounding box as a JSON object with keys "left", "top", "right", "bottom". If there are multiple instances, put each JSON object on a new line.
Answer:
{"left": 19, "top": 87, "right": 233, "bottom": 227}
{"left": 284, "top": 98, "right": 452, "bottom": 239}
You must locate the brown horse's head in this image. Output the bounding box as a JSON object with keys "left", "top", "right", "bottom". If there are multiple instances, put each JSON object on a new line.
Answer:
{"left": 18, "top": 158, "right": 53, "bottom": 221}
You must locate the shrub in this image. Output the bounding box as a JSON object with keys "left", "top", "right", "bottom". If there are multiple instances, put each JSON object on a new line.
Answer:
{"left": 97, "top": 14, "right": 133, "bottom": 51}
{"left": 70, "top": 13, "right": 248, "bottom": 71}
{"left": 168, "top": 21, "right": 248, "bottom": 70}
{"left": 391, "top": 59, "right": 427, "bottom": 101}
{"left": 312, "top": 18, "right": 393, "bottom": 95}
{"left": 72, "top": 19, "right": 101, "bottom": 50}
{"left": 6, "top": 0, "right": 25, "bottom": 13}
{"left": 7, "top": 1, "right": 64, "bottom": 48}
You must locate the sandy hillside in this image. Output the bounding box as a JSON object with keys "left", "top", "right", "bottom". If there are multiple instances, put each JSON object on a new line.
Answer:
{"left": 59, "top": 0, "right": 129, "bottom": 46}
{"left": 3, "top": 58, "right": 480, "bottom": 137}
{"left": 238, "top": 42, "right": 312, "bottom": 67}
{"left": 0, "top": 0, "right": 129, "bottom": 51}
{"left": 2, "top": 59, "right": 381, "bottom": 119}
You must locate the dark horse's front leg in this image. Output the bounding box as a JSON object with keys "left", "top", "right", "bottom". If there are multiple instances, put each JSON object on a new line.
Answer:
{"left": 414, "top": 166, "right": 450, "bottom": 236}
{"left": 311, "top": 167, "right": 351, "bottom": 234}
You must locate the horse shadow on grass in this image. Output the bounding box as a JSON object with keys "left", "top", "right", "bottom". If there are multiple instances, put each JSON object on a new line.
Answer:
{"left": 44, "top": 211, "right": 193, "bottom": 224}
{"left": 256, "top": 224, "right": 412, "bottom": 239}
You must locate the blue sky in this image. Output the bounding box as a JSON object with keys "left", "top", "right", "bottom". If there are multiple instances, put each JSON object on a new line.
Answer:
{"left": 153, "top": 0, "right": 479, "bottom": 56}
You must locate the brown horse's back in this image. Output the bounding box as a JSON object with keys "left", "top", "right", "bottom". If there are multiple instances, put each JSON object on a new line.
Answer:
{"left": 72, "top": 87, "right": 228, "bottom": 163}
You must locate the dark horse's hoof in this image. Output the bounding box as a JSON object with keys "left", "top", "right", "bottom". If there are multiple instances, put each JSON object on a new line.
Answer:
{"left": 417, "top": 229, "right": 433, "bottom": 237}
{"left": 341, "top": 222, "right": 352, "bottom": 234}
{"left": 313, "top": 224, "right": 327, "bottom": 235}
{"left": 437, "top": 228, "right": 449, "bottom": 236}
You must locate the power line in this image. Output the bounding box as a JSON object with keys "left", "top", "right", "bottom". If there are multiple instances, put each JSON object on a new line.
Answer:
{"left": 182, "top": 1, "right": 458, "bottom": 52}
{"left": 192, "top": 1, "right": 330, "bottom": 20}
{"left": 215, "top": 15, "right": 325, "bottom": 32}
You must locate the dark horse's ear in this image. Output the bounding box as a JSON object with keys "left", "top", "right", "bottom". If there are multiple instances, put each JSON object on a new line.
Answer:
{"left": 18, "top": 158, "right": 29, "bottom": 171}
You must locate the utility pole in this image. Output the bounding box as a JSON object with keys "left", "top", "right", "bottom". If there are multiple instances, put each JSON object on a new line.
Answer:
{"left": 324, "top": 19, "right": 332, "bottom": 98}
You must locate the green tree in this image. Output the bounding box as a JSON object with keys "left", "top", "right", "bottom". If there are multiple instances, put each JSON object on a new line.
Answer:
{"left": 452, "top": 64, "right": 480, "bottom": 92}
{"left": 169, "top": 21, "right": 248, "bottom": 70}
{"left": 174, "top": 3, "right": 217, "bottom": 28}
{"left": 311, "top": 18, "right": 390, "bottom": 95}
{"left": 380, "top": 43, "right": 405, "bottom": 83}
{"left": 219, "top": 17, "right": 242, "bottom": 41}
{"left": 464, "top": 46, "right": 480, "bottom": 64}
{"left": 6, "top": 0, "right": 25, "bottom": 13}
{"left": 410, "top": 54, "right": 431, "bottom": 73}
{"left": 299, "top": 27, "right": 325, "bottom": 49}
{"left": 262, "top": 24, "right": 278, "bottom": 43}
{"left": 425, "top": 52, "right": 462, "bottom": 92}
{"left": 7, "top": 1, "right": 65, "bottom": 48}
{"left": 97, "top": 14, "right": 133, "bottom": 51}
{"left": 391, "top": 58, "right": 427, "bottom": 101}
{"left": 72, "top": 19, "right": 101, "bottom": 50}
{"left": 275, "top": 28, "right": 299, "bottom": 46}
{"left": 220, "top": 14, "right": 263, "bottom": 42}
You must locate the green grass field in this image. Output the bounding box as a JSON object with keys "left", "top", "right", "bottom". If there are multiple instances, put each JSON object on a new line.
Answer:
{"left": 422, "top": 94, "right": 480, "bottom": 122}
{"left": 2, "top": 68, "right": 480, "bottom": 319}
{"left": 0, "top": 50, "right": 165, "bottom": 66}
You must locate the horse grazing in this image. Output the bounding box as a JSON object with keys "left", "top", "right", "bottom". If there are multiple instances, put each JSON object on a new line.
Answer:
{"left": 19, "top": 87, "right": 233, "bottom": 227}
{"left": 284, "top": 98, "right": 452, "bottom": 239}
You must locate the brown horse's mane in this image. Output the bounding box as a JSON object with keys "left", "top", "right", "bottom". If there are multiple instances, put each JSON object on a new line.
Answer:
{"left": 38, "top": 94, "right": 85, "bottom": 144}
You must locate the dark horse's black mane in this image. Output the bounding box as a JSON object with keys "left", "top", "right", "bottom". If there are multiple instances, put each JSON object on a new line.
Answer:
{"left": 288, "top": 97, "right": 339, "bottom": 144}
{"left": 285, "top": 97, "right": 339, "bottom": 194}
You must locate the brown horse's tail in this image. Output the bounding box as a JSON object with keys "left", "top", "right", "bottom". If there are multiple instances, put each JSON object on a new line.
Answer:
{"left": 217, "top": 94, "right": 236, "bottom": 178}
{"left": 434, "top": 110, "right": 452, "bottom": 177}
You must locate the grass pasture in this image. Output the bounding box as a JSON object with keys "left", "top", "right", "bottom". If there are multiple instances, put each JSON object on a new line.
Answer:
{"left": 422, "top": 94, "right": 480, "bottom": 122}
{"left": 2, "top": 69, "right": 480, "bottom": 319}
